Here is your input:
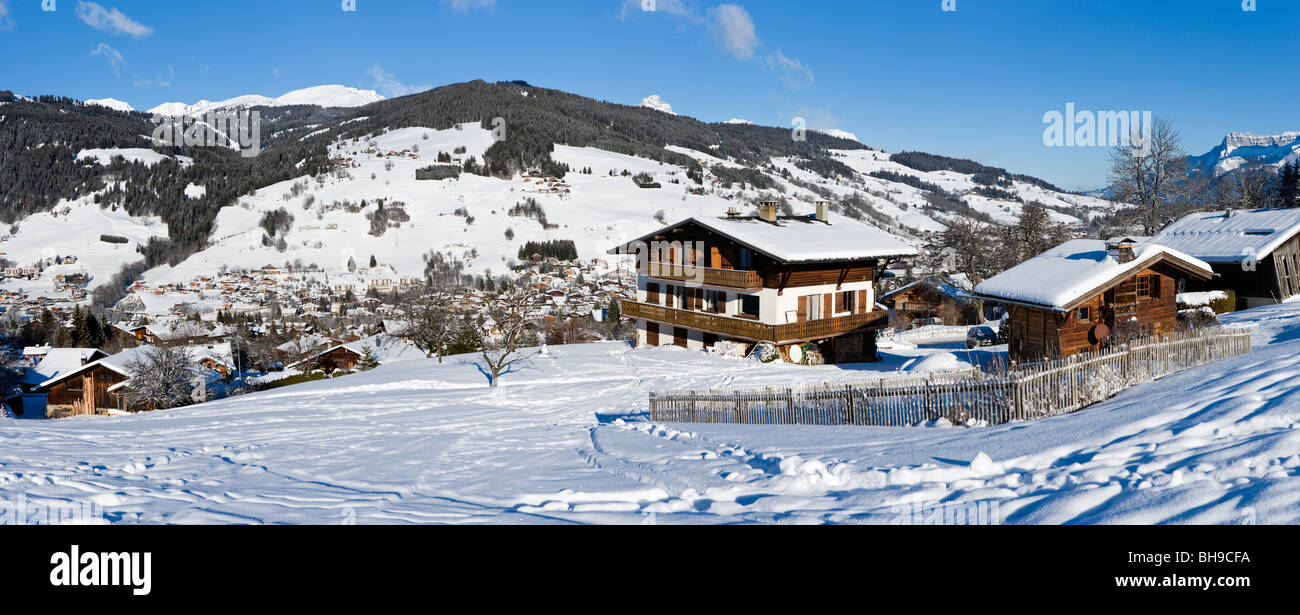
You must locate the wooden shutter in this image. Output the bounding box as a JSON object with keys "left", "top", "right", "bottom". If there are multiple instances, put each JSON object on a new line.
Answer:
{"left": 646, "top": 322, "right": 659, "bottom": 346}
{"left": 646, "top": 282, "right": 659, "bottom": 304}
{"left": 834, "top": 292, "right": 844, "bottom": 312}
{"left": 797, "top": 296, "right": 807, "bottom": 322}
{"left": 824, "top": 294, "right": 832, "bottom": 319}
{"left": 858, "top": 289, "right": 867, "bottom": 314}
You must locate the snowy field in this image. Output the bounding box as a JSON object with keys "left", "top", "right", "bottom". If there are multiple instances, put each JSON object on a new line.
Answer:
{"left": 2, "top": 301, "right": 1298, "bottom": 524}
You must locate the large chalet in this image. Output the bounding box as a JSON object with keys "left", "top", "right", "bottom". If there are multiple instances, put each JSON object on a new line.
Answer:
{"left": 975, "top": 238, "right": 1214, "bottom": 361}
{"left": 609, "top": 202, "right": 916, "bottom": 363}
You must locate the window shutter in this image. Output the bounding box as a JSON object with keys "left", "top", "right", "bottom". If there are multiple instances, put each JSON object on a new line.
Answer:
{"left": 824, "top": 294, "right": 832, "bottom": 319}
{"left": 858, "top": 289, "right": 866, "bottom": 314}
{"left": 835, "top": 292, "right": 844, "bottom": 312}
{"left": 797, "top": 296, "right": 807, "bottom": 321}
{"left": 646, "top": 283, "right": 659, "bottom": 304}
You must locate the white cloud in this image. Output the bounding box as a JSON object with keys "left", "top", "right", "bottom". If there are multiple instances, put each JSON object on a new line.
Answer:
{"left": 767, "top": 49, "right": 813, "bottom": 90}
{"left": 91, "top": 42, "right": 125, "bottom": 76}
{"left": 0, "top": 0, "right": 13, "bottom": 31}
{"left": 366, "top": 63, "right": 431, "bottom": 98}
{"left": 76, "top": 1, "right": 153, "bottom": 37}
{"left": 445, "top": 0, "right": 495, "bottom": 12}
{"left": 709, "top": 4, "right": 758, "bottom": 60}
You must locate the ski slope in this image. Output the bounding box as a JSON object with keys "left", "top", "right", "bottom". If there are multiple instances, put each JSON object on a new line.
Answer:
{"left": 2, "top": 302, "right": 1298, "bottom": 524}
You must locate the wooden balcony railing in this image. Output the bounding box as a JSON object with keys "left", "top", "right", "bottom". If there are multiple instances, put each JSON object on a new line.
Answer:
{"left": 645, "top": 263, "right": 762, "bottom": 290}
{"left": 622, "top": 300, "right": 887, "bottom": 344}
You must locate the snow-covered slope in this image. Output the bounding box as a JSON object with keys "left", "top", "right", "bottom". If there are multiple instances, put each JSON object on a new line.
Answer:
{"left": 85, "top": 98, "right": 135, "bottom": 113}
{"left": 1190, "top": 131, "right": 1300, "bottom": 176}
{"left": 0, "top": 192, "right": 169, "bottom": 297}
{"left": 147, "top": 85, "right": 384, "bottom": 116}
{"left": 3, "top": 300, "right": 1298, "bottom": 524}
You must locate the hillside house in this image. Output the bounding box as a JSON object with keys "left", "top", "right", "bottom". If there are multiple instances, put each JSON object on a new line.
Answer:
{"left": 975, "top": 238, "right": 1214, "bottom": 361}
{"left": 287, "top": 334, "right": 424, "bottom": 373}
{"left": 881, "top": 275, "right": 980, "bottom": 325}
{"left": 1152, "top": 207, "right": 1300, "bottom": 309}
{"left": 609, "top": 202, "right": 917, "bottom": 363}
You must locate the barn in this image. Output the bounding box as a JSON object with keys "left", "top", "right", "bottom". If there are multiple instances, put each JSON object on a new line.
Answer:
{"left": 975, "top": 238, "right": 1214, "bottom": 361}
{"left": 1152, "top": 207, "right": 1300, "bottom": 310}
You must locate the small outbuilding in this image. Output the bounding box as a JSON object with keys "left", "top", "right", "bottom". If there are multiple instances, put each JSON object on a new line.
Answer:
{"left": 974, "top": 238, "right": 1214, "bottom": 361}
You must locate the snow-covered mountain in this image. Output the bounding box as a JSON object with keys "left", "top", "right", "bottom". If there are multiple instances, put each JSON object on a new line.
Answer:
{"left": 1190, "top": 131, "right": 1300, "bottom": 176}
{"left": 146, "top": 85, "right": 384, "bottom": 116}
{"left": 638, "top": 94, "right": 675, "bottom": 115}
{"left": 815, "top": 128, "right": 861, "bottom": 144}
{"left": 85, "top": 98, "right": 135, "bottom": 113}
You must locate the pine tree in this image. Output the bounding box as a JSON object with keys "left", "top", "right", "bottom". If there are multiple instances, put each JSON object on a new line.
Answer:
{"left": 369, "top": 254, "right": 377, "bottom": 268}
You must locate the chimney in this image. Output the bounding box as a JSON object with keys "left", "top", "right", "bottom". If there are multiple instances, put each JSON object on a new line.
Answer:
{"left": 725, "top": 207, "right": 742, "bottom": 217}
{"left": 758, "top": 200, "right": 779, "bottom": 223}
{"left": 1106, "top": 238, "right": 1137, "bottom": 264}
{"left": 815, "top": 200, "right": 830, "bottom": 222}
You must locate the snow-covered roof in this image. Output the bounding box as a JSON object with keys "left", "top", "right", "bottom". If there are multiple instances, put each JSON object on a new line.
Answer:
{"left": 881, "top": 275, "right": 976, "bottom": 302}
{"left": 288, "top": 334, "right": 424, "bottom": 368}
{"left": 24, "top": 348, "right": 108, "bottom": 385}
{"left": 612, "top": 215, "right": 917, "bottom": 264}
{"left": 974, "top": 239, "right": 1213, "bottom": 311}
{"left": 1152, "top": 208, "right": 1300, "bottom": 263}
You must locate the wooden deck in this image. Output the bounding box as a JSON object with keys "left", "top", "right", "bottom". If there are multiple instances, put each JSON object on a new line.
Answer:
{"left": 645, "top": 262, "right": 763, "bottom": 290}
{"left": 623, "top": 300, "right": 887, "bottom": 344}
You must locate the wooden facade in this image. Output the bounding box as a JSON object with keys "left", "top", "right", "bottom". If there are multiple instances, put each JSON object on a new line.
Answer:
{"left": 1181, "top": 233, "right": 1300, "bottom": 310}
{"left": 616, "top": 216, "right": 903, "bottom": 363}
{"left": 39, "top": 364, "right": 129, "bottom": 418}
{"left": 1007, "top": 265, "right": 1185, "bottom": 361}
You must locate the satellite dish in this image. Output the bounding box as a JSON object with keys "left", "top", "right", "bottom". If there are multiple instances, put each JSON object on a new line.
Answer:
{"left": 788, "top": 344, "right": 804, "bottom": 364}
{"left": 1089, "top": 324, "right": 1110, "bottom": 345}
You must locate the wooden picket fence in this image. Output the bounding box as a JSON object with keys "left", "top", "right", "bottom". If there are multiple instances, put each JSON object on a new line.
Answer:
{"left": 647, "top": 327, "right": 1252, "bottom": 427}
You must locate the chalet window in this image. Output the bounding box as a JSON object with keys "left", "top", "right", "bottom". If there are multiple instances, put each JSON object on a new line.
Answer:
{"left": 705, "top": 289, "right": 725, "bottom": 313}
{"left": 674, "top": 286, "right": 689, "bottom": 310}
{"left": 739, "top": 248, "right": 752, "bottom": 269}
{"left": 645, "top": 282, "right": 660, "bottom": 304}
{"left": 1076, "top": 306, "right": 1090, "bottom": 322}
{"left": 740, "top": 294, "right": 760, "bottom": 318}
{"left": 838, "top": 291, "right": 855, "bottom": 313}
{"left": 1136, "top": 275, "right": 1161, "bottom": 299}
{"left": 807, "top": 294, "right": 823, "bottom": 321}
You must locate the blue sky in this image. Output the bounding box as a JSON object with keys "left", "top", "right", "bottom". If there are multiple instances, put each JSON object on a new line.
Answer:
{"left": 0, "top": 0, "right": 1295, "bottom": 190}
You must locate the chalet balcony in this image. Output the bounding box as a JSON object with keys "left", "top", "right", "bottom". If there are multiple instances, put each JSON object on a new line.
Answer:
{"left": 622, "top": 300, "right": 887, "bottom": 345}
{"left": 645, "top": 262, "right": 762, "bottom": 290}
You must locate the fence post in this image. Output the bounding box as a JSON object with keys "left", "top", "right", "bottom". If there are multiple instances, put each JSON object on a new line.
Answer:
{"left": 786, "top": 387, "right": 795, "bottom": 425}
{"left": 845, "top": 384, "right": 855, "bottom": 425}
{"left": 1012, "top": 372, "right": 1023, "bottom": 420}
{"left": 690, "top": 391, "right": 698, "bottom": 422}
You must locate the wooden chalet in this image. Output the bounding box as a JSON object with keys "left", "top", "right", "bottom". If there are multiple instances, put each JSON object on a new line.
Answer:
{"left": 1153, "top": 207, "right": 1300, "bottom": 310}
{"left": 975, "top": 238, "right": 1214, "bottom": 361}
{"left": 609, "top": 201, "right": 917, "bottom": 363}
{"left": 29, "top": 348, "right": 154, "bottom": 418}
{"left": 880, "top": 275, "right": 980, "bottom": 325}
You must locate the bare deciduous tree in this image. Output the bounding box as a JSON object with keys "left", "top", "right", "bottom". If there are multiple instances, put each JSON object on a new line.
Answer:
{"left": 122, "top": 346, "right": 201, "bottom": 411}
{"left": 1107, "top": 116, "right": 1189, "bottom": 236}
{"left": 476, "top": 289, "right": 540, "bottom": 387}
{"left": 395, "top": 284, "right": 459, "bottom": 363}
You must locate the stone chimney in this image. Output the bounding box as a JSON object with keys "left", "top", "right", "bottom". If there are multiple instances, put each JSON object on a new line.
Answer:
{"left": 815, "top": 200, "right": 830, "bottom": 222}
{"left": 758, "top": 200, "right": 779, "bottom": 223}
{"left": 725, "top": 207, "right": 742, "bottom": 218}
{"left": 1106, "top": 238, "right": 1137, "bottom": 264}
